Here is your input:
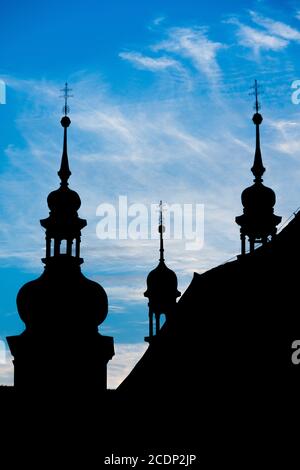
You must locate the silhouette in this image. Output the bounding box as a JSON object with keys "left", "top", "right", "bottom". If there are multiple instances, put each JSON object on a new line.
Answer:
{"left": 144, "top": 201, "right": 181, "bottom": 342}
{"left": 117, "top": 85, "right": 300, "bottom": 461}
{"left": 2, "top": 82, "right": 300, "bottom": 465}
{"left": 235, "top": 80, "right": 281, "bottom": 254}
{"left": 6, "top": 84, "right": 114, "bottom": 393}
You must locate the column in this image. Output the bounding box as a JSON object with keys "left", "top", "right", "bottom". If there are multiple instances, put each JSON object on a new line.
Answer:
{"left": 149, "top": 310, "right": 153, "bottom": 338}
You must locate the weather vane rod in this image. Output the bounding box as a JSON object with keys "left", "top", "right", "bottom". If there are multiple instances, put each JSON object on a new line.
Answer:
{"left": 254, "top": 79, "right": 260, "bottom": 113}
{"left": 60, "top": 82, "right": 73, "bottom": 116}
{"left": 249, "top": 79, "right": 262, "bottom": 113}
{"left": 159, "top": 200, "right": 163, "bottom": 226}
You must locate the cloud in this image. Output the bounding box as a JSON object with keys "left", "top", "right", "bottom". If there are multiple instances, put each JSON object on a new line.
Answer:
{"left": 107, "top": 342, "right": 148, "bottom": 389}
{"left": 153, "top": 27, "right": 224, "bottom": 81}
{"left": 228, "top": 18, "right": 288, "bottom": 53}
{"left": 119, "top": 25, "right": 224, "bottom": 89}
{"left": 1, "top": 61, "right": 298, "bottom": 362}
{"left": 0, "top": 351, "right": 13, "bottom": 386}
{"left": 119, "top": 51, "right": 179, "bottom": 71}
{"left": 228, "top": 12, "right": 300, "bottom": 55}
{"left": 153, "top": 16, "right": 165, "bottom": 26}
{"left": 268, "top": 119, "right": 300, "bottom": 156}
{"left": 240, "top": 25, "right": 288, "bottom": 52}
{"left": 249, "top": 11, "right": 300, "bottom": 41}
{"left": 106, "top": 286, "right": 145, "bottom": 303}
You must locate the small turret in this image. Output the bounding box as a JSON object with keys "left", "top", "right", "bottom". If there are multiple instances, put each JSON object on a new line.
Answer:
{"left": 144, "top": 201, "right": 181, "bottom": 341}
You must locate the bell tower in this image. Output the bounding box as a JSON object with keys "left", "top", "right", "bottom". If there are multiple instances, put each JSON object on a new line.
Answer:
{"left": 7, "top": 84, "right": 114, "bottom": 393}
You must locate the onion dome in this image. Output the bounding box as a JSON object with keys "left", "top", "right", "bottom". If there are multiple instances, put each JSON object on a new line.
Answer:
{"left": 241, "top": 183, "right": 276, "bottom": 215}
{"left": 16, "top": 266, "right": 108, "bottom": 334}
{"left": 144, "top": 260, "right": 181, "bottom": 304}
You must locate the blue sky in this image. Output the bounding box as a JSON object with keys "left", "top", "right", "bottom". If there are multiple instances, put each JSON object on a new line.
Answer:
{"left": 1, "top": 0, "right": 300, "bottom": 387}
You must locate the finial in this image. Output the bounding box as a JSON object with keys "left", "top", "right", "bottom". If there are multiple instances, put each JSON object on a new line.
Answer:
{"left": 58, "top": 83, "right": 73, "bottom": 186}
{"left": 254, "top": 79, "right": 260, "bottom": 114}
{"left": 250, "top": 80, "right": 265, "bottom": 182}
{"left": 60, "top": 82, "right": 73, "bottom": 116}
{"left": 158, "top": 200, "right": 165, "bottom": 262}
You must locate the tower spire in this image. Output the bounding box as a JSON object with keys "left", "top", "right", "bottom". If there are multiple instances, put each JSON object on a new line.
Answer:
{"left": 40, "top": 83, "right": 87, "bottom": 264}
{"left": 235, "top": 80, "right": 281, "bottom": 255}
{"left": 144, "top": 201, "right": 181, "bottom": 341}
{"left": 251, "top": 80, "right": 265, "bottom": 183}
{"left": 7, "top": 84, "right": 114, "bottom": 394}
{"left": 158, "top": 200, "right": 165, "bottom": 262}
{"left": 58, "top": 83, "right": 73, "bottom": 187}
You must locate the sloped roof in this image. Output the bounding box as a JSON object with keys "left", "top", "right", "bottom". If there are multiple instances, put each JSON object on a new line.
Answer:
{"left": 118, "top": 212, "right": 300, "bottom": 396}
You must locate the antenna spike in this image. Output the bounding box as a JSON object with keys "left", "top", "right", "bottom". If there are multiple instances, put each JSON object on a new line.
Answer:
{"left": 60, "top": 82, "right": 73, "bottom": 116}
{"left": 158, "top": 200, "right": 165, "bottom": 263}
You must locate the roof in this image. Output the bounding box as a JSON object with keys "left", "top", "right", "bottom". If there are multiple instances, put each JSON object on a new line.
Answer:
{"left": 118, "top": 211, "right": 300, "bottom": 396}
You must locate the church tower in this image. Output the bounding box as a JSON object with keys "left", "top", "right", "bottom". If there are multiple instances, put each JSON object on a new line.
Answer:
{"left": 144, "top": 202, "right": 181, "bottom": 342}
{"left": 236, "top": 81, "right": 281, "bottom": 255}
{"left": 7, "top": 84, "right": 114, "bottom": 393}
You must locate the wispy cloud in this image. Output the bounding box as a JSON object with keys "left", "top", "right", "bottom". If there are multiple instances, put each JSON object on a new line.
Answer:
{"left": 268, "top": 119, "right": 300, "bottom": 157}
{"left": 228, "top": 18, "right": 288, "bottom": 54}
{"left": 153, "top": 16, "right": 165, "bottom": 26}
{"left": 119, "top": 51, "right": 179, "bottom": 71}
{"left": 108, "top": 342, "right": 148, "bottom": 389}
{"left": 249, "top": 11, "right": 300, "bottom": 41}
{"left": 119, "top": 25, "right": 224, "bottom": 89}
{"left": 228, "top": 11, "right": 300, "bottom": 55}
{"left": 153, "top": 27, "right": 224, "bottom": 81}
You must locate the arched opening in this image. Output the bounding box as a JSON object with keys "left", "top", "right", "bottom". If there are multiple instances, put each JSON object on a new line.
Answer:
{"left": 60, "top": 240, "right": 67, "bottom": 254}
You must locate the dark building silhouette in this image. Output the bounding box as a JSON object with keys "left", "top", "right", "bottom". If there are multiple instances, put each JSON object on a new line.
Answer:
{"left": 117, "top": 87, "right": 300, "bottom": 462}
{"left": 235, "top": 80, "right": 281, "bottom": 254}
{"left": 6, "top": 84, "right": 114, "bottom": 393}
{"left": 144, "top": 201, "right": 181, "bottom": 342}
